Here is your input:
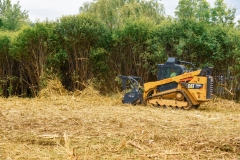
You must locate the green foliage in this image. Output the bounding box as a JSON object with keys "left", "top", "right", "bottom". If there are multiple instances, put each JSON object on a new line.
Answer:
{"left": 0, "top": 33, "right": 10, "bottom": 53}
{"left": 57, "top": 14, "right": 109, "bottom": 47}
{"left": 152, "top": 20, "right": 183, "bottom": 57}
{"left": 153, "top": 18, "right": 240, "bottom": 70}
{"left": 0, "top": 34, "right": 11, "bottom": 83}
{"left": 80, "top": 0, "right": 165, "bottom": 29}
{"left": 0, "top": 31, "right": 21, "bottom": 97}
{"left": 0, "top": 18, "right": 2, "bottom": 27}
{"left": 211, "top": 0, "right": 236, "bottom": 25}
{"left": 111, "top": 17, "right": 158, "bottom": 81}
{"left": 195, "top": 0, "right": 211, "bottom": 22}
{"left": 0, "top": 32, "right": 13, "bottom": 72}
{"left": 208, "top": 26, "right": 240, "bottom": 69}
{"left": 175, "top": 0, "right": 212, "bottom": 22}
{"left": 56, "top": 14, "right": 110, "bottom": 90}
{"left": 11, "top": 22, "right": 57, "bottom": 61}
{"left": 46, "top": 50, "right": 68, "bottom": 70}
{"left": 237, "top": 20, "right": 240, "bottom": 30}
{"left": 89, "top": 48, "right": 110, "bottom": 91}
{"left": 10, "top": 22, "right": 59, "bottom": 96}
{"left": 0, "top": 0, "right": 29, "bottom": 31}
{"left": 175, "top": 0, "right": 197, "bottom": 20}
{"left": 90, "top": 48, "right": 108, "bottom": 75}
{"left": 175, "top": 0, "right": 236, "bottom": 26}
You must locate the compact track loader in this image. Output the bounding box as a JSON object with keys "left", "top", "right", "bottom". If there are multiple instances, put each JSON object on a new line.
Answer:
{"left": 119, "top": 57, "right": 214, "bottom": 110}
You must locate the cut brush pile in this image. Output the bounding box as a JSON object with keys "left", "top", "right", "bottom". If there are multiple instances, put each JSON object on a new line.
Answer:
{"left": 0, "top": 79, "right": 240, "bottom": 159}
{"left": 38, "top": 79, "right": 122, "bottom": 106}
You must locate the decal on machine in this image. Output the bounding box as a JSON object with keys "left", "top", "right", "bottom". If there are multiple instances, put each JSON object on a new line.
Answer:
{"left": 187, "top": 83, "right": 203, "bottom": 89}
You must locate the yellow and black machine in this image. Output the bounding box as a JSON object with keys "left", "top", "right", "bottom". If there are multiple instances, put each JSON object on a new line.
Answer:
{"left": 119, "top": 57, "right": 214, "bottom": 109}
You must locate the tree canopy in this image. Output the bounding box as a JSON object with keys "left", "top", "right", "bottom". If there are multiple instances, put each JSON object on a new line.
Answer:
{"left": 0, "top": 0, "right": 29, "bottom": 31}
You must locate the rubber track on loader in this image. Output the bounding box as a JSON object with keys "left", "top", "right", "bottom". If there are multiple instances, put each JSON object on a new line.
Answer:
{"left": 146, "top": 89, "right": 193, "bottom": 110}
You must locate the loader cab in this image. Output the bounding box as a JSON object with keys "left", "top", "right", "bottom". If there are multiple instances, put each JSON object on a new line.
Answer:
{"left": 157, "top": 57, "right": 186, "bottom": 80}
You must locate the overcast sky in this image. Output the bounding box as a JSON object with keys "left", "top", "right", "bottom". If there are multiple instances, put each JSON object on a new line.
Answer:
{"left": 11, "top": 0, "right": 240, "bottom": 22}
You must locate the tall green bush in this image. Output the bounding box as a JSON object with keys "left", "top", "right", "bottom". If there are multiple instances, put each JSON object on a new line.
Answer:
{"left": 0, "top": 32, "right": 21, "bottom": 97}
{"left": 110, "top": 17, "right": 160, "bottom": 82}
{"left": 56, "top": 14, "right": 110, "bottom": 90}
{"left": 10, "top": 22, "right": 59, "bottom": 96}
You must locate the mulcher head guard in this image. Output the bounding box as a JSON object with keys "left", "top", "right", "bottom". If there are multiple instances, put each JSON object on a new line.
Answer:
{"left": 118, "top": 75, "right": 144, "bottom": 105}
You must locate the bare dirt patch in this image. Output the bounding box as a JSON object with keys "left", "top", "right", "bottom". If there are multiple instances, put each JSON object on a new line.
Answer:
{"left": 0, "top": 83, "right": 240, "bottom": 159}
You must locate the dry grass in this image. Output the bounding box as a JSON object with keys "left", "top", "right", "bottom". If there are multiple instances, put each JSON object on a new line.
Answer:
{"left": 0, "top": 80, "right": 240, "bottom": 159}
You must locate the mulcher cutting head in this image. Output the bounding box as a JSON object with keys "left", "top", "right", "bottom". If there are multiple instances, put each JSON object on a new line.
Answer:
{"left": 118, "top": 75, "right": 144, "bottom": 105}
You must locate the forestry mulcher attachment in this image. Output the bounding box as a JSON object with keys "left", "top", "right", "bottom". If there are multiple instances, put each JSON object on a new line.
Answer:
{"left": 119, "top": 57, "right": 214, "bottom": 110}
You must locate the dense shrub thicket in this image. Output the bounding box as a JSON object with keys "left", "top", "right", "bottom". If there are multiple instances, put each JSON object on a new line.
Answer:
{"left": 0, "top": 0, "right": 240, "bottom": 100}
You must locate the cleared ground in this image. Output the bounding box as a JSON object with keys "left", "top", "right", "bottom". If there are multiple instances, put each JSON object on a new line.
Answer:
{"left": 0, "top": 82, "right": 240, "bottom": 159}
